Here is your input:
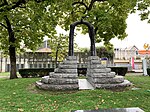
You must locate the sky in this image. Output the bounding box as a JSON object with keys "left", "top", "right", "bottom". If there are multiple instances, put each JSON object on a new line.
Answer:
{"left": 75, "top": 12, "right": 150, "bottom": 50}
{"left": 51, "top": 12, "right": 150, "bottom": 50}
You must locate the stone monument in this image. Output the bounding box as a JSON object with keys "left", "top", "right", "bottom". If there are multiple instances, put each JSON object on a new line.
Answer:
{"left": 36, "top": 20, "right": 132, "bottom": 90}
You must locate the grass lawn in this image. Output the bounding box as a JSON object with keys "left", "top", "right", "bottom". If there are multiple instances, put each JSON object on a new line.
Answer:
{"left": 0, "top": 72, "right": 20, "bottom": 77}
{"left": 0, "top": 75, "right": 149, "bottom": 112}
{"left": 0, "top": 72, "right": 10, "bottom": 76}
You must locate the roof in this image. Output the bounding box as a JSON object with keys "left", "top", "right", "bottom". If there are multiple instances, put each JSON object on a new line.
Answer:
{"left": 138, "top": 50, "right": 150, "bottom": 54}
{"left": 36, "top": 48, "right": 51, "bottom": 53}
{"left": 126, "top": 45, "right": 138, "bottom": 50}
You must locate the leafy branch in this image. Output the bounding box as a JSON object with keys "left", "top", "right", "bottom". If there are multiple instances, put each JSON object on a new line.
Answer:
{"left": 0, "top": 22, "right": 8, "bottom": 29}
{"left": 0, "top": 0, "right": 45, "bottom": 13}
{"left": 72, "top": 0, "right": 107, "bottom": 14}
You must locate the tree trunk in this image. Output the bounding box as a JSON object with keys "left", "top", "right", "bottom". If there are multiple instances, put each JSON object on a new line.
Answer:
{"left": 4, "top": 16, "right": 18, "bottom": 79}
{"left": 55, "top": 44, "right": 60, "bottom": 68}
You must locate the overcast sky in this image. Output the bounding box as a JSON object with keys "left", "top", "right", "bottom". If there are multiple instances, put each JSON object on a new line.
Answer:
{"left": 111, "top": 12, "right": 150, "bottom": 50}
{"left": 75, "top": 12, "right": 150, "bottom": 50}
{"left": 53, "top": 12, "right": 150, "bottom": 50}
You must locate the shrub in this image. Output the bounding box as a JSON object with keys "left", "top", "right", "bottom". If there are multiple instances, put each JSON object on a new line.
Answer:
{"left": 19, "top": 68, "right": 54, "bottom": 78}
{"left": 109, "top": 67, "right": 128, "bottom": 76}
{"left": 77, "top": 68, "right": 87, "bottom": 76}
{"left": 147, "top": 68, "right": 150, "bottom": 76}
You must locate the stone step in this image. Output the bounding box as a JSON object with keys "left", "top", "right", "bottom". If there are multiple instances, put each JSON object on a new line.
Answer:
{"left": 87, "top": 76, "right": 124, "bottom": 84}
{"left": 88, "top": 64, "right": 106, "bottom": 69}
{"left": 48, "top": 78, "right": 78, "bottom": 84}
{"left": 54, "top": 68, "right": 77, "bottom": 73}
{"left": 36, "top": 81, "right": 79, "bottom": 90}
{"left": 88, "top": 68, "right": 111, "bottom": 73}
{"left": 49, "top": 72, "right": 78, "bottom": 78}
{"left": 86, "top": 72, "right": 116, "bottom": 78}
{"left": 65, "top": 56, "right": 78, "bottom": 60}
{"left": 61, "top": 60, "right": 78, "bottom": 64}
{"left": 58, "top": 64, "right": 77, "bottom": 69}
{"left": 88, "top": 56, "right": 100, "bottom": 60}
{"left": 94, "top": 80, "right": 132, "bottom": 89}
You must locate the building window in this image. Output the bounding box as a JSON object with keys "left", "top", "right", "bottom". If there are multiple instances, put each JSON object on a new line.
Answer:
{"left": 21, "top": 64, "right": 24, "bottom": 68}
{"left": 34, "top": 64, "right": 37, "bottom": 68}
{"left": 29, "top": 64, "right": 33, "bottom": 68}
{"left": 39, "top": 64, "right": 42, "bottom": 68}
{"left": 43, "top": 64, "right": 46, "bottom": 68}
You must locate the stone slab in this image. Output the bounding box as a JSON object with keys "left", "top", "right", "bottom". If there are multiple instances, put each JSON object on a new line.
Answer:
{"left": 94, "top": 80, "right": 132, "bottom": 89}
{"left": 48, "top": 78, "right": 78, "bottom": 84}
{"left": 58, "top": 64, "right": 77, "bottom": 69}
{"left": 54, "top": 68, "right": 77, "bottom": 73}
{"left": 86, "top": 72, "right": 115, "bottom": 78}
{"left": 71, "top": 107, "right": 144, "bottom": 112}
{"left": 66, "top": 56, "right": 78, "bottom": 60}
{"left": 87, "top": 76, "right": 124, "bottom": 84}
{"left": 36, "top": 81, "right": 79, "bottom": 90}
{"left": 62, "top": 60, "right": 78, "bottom": 64}
{"left": 88, "top": 56, "right": 100, "bottom": 60}
{"left": 49, "top": 73, "right": 78, "bottom": 78}
{"left": 89, "top": 68, "right": 111, "bottom": 73}
{"left": 88, "top": 64, "right": 106, "bottom": 69}
{"left": 79, "top": 79, "right": 94, "bottom": 90}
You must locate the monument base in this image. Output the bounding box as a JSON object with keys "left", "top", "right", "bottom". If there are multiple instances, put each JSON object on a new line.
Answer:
{"left": 36, "top": 56, "right": 79, "bottom": 90}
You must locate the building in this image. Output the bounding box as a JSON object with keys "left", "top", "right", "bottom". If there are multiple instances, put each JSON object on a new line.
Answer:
{"left": 0, "top": 42, "right": 149, "bottom": 72}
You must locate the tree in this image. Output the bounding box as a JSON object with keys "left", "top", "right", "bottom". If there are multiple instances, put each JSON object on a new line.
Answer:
{"left": 0, "top": 0, "right": 61, "bottom": 79}
{"left": 96, "top": 46, "right": 114, "bottom": 60}
{"left": 48, "top": 34, "right": 69, "bottom": 67}
{"left": 0, "top": 0, "right": 137, "bottom": 79}
{"left": 58, "top": 0, "right": 137, "bottom": 48}
{"left": 135, "top": 0, "right": 150, "bottom": 22}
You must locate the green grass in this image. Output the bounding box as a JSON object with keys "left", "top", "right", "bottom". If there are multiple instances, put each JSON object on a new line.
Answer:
{"left": 0, "top": 72, "right": 10, "bottom": 76}
{"left": 0, "top": 72, "right": 20, "bottom": 77}
{"left": 0, "top": 75, "right": 149, "bottom": 112}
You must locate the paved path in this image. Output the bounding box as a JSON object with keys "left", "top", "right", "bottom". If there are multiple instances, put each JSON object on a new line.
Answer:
{"left": 78, "top": 79, "right": 94, "bottom": 90}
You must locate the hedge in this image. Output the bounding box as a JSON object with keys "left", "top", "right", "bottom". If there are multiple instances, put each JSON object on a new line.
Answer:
{"left": 77, "top": 68, "right": 87, "bottom": 76}
{"left": 19, "top": 67, "right": 128, "bottom": 78}
{"left": 147, "top": 68, "right": 150, "bottom": 76}
{"left": 109, "top": 67, "right": 128, "bottom": 76}
{"left": 19, "top": 68, "right": 54, "bottom": 78}
{"left": 19, "top": 68, "right": 87, "bottom": 78}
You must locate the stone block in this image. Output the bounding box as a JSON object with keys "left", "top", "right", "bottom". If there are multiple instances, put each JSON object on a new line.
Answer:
{"left": 48, "top": 78, "right": 78, "bottom": 84}
{"left": 58, "top": 64, "right": 77, "bottom": 69}
{"left": 36, "top": 81, "right": 79, "bottom": 90}
{"left": 95, "top": 80, "right": 132, "bottom": 89}
{"left": 90, "top": 68, "right": 111, "bottom": 73}
{"left": 71, "top": 107, "right": 144, "bottom": 112}
{"left": 62, "top": 60, "right": 78, "bottom": 64}
{"left": 41, "top": 76, "right": 49, "bottom": 84}
{"left": 88, "top": 56, "right": 100, "bottom": 60}
{"left": 54, "top": 68, "right": 77, "bottom": 73}
{"left": 89, "top": 64, "right": 106, "bottom": 69}
{"left": 65, "top": 56, "right": 78, "bottom": 60}
{"left": 49, "top": 73, "right": 78, "bottom": 78}
{"left": 87, "top": 76, "right": 124, "bottom": 84}
{"left": 87, "top": 72, "right": 115, "bottom": 78}
{"left": 90, "top": 60, "right": 101, "bottom": 64}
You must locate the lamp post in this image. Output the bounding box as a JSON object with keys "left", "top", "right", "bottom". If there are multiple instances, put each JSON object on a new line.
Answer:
{"left": 143, "top": 43, "right": 150, "bottom": 76}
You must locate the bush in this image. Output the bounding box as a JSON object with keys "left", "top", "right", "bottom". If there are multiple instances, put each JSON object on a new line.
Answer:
{"left": 147, "top": 68, "right": 150, "bottom": 76}
{"left": 109, "top": 67, "right": 128, "bottom": 76}
{"left": 77, "top": 68, "right": 87, "bottom": 76}
{"left": 19, "top": 68, "right": 54, "bottom": 78}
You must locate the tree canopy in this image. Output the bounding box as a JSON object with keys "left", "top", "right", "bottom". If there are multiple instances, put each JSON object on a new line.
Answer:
{"left": 0, "top": 0, "right": 138, "bottom": 78}
{"left": 57, "top": 0, "right": 137, "bottom": 48}
{"left": 135, "top": 0, "right": 150, "bottom": 22}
